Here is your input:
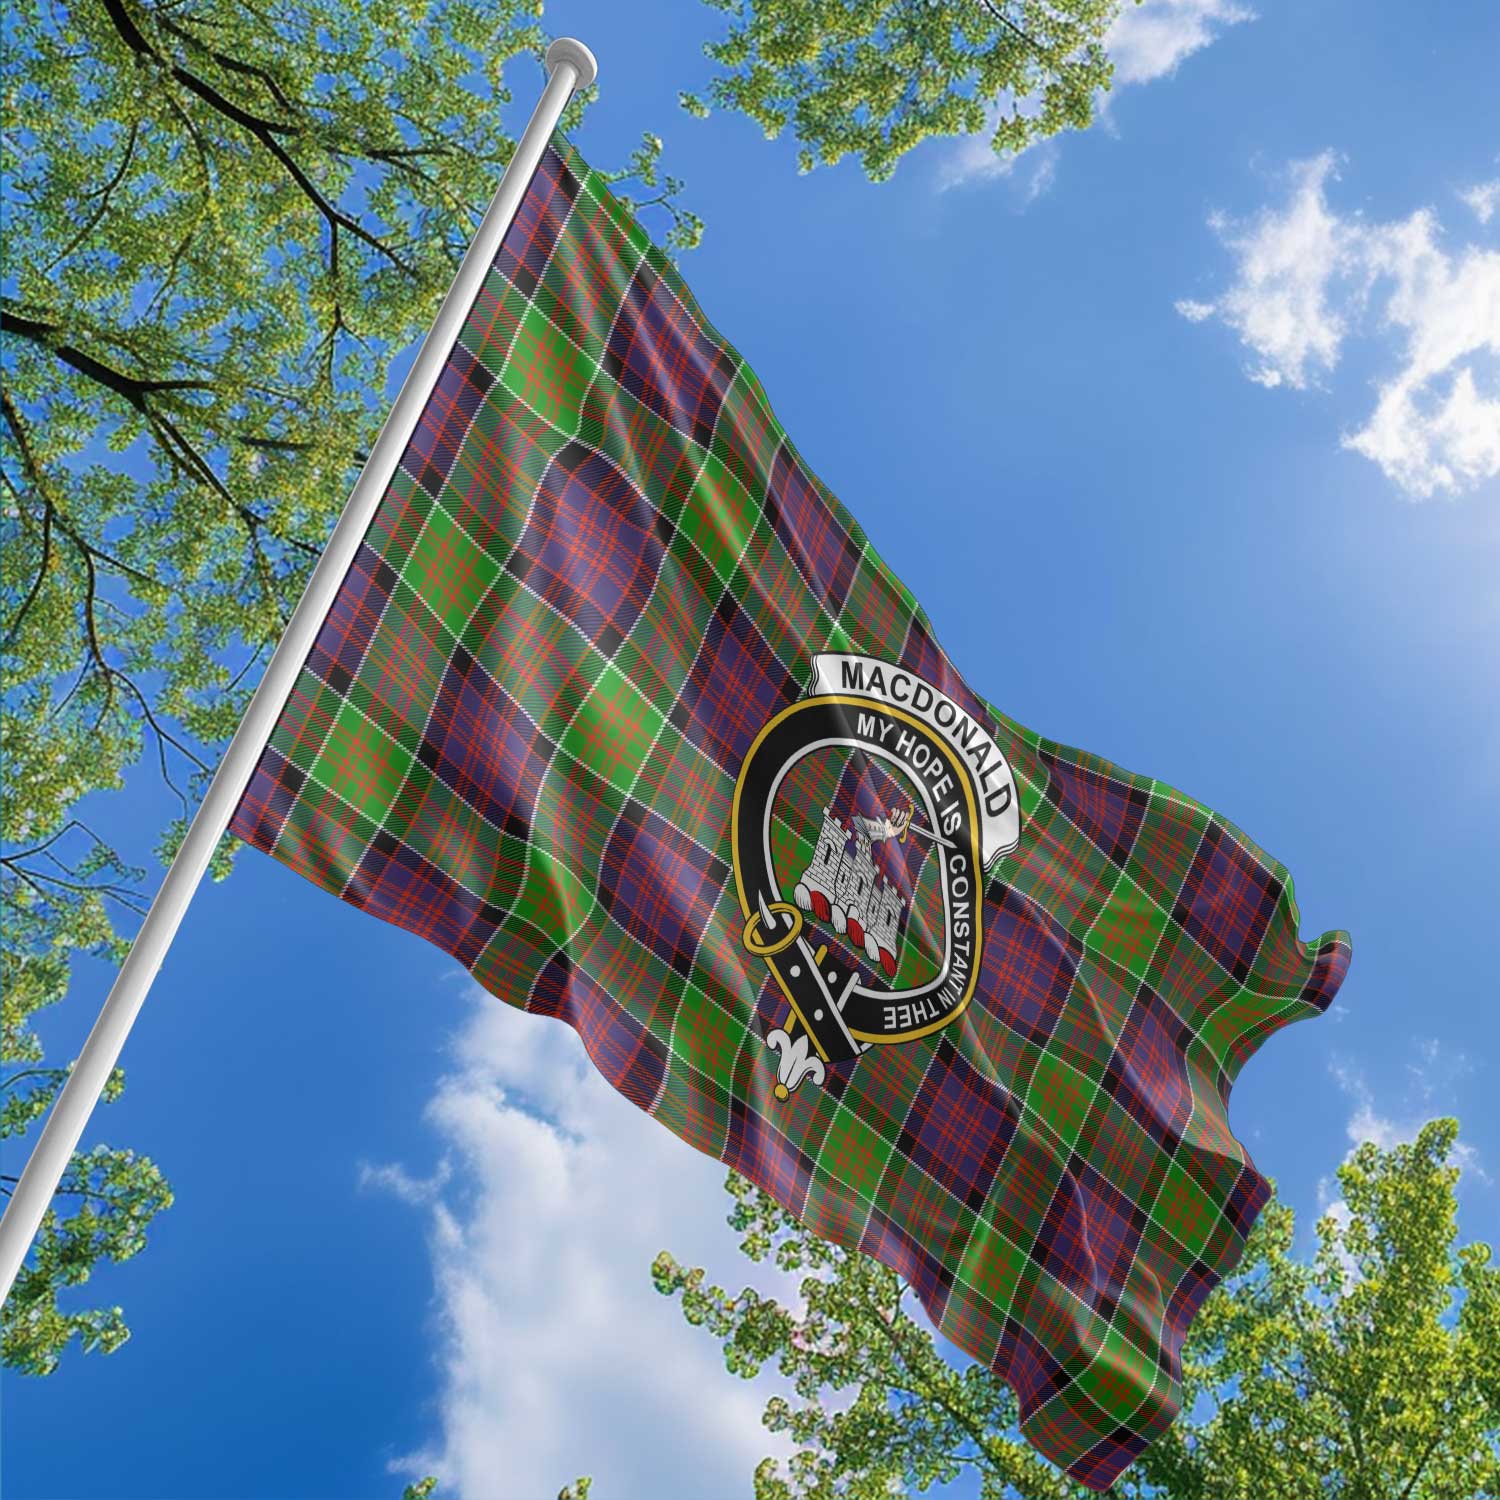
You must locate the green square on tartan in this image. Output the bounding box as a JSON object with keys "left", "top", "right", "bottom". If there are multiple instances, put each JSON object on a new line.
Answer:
{"left": 1006, "top": 806, "right": 1119, "bottom": 937}
{"left": 1045, "top": 964, "right": 1134, "bottom": 1089}
{"left": 710, "top": 366, "right": 781, "bottom": 498}
{"left": 268, "top": 674, "right": 343, "bottom": 773}
{"left": 675, "top": 452, "right": 760, "bottom": 592}
{"left": 502, "top": 302, "right": 595, "bottom": 435}
{"left": 558, "top": 662, "right": 665, "bottom": 790}
{"left": 652, "top": 1053, "right": 731, "bottom": 1160}
{"left": 348, "top": 614, "right": 452, "bottom": 760}
{"left": 398, "top": 500, "right": 504, "bottom": 640}
{"left": 1126, "top": 787, "right": 1209, "bottom": 911}
{"left": 1198, "top": 989, "right": 1268, "bottom": 1076}
{"left": 1079, "top": 1101, "right": 1175, "bottom": 1210}
{"left": 475, "top": 591, "right": 584, "bottom": 732}
{"left": 1083, "top": 869, "right": 1171, "bottom": 986}
{"left": 507, "top": 845, "right": 593, "bottom": 947}
{"left": 457, "top": 271, "right": 532, "bottom": 379}
{"left": 842, "top": 554, "right": 920, "bottom": 657}
{"left": 626, "top": 729, "right": 734, "bottom": 844}
{"left": 276, "top": 792, "right": 376, "bottom": 881}
{"left": 393, "top": 767, "right": 509, "bottom": 895}
{"left": 578, "top": 169, "right": 656, "bottom": 269}
{"left": 1025, "top": 1050, "right": 1100, "bottom": 1159}
{"left": 816, "top": 1100, "right": 895, "bottom": 1204}
{"left": 532, "top": 226, "right": 609, "bottom": 362}
{"left": 316, "top": 700, "right": 413, "bottom": 822}
{"left": 1074, "top": 1324, "right": 1157, "bottom": 1424}
{"left": 668, "top": 987, "right": 748, "bottom": 1091}
{"left": 613, "top": 556, "right": 716, "bottom": 716}
{"left": 1148, "top": 1155, "right": 1218, "bottom": 1260}
{"left": 957, "top": 1212, "right": 1033, "bottom": 1314}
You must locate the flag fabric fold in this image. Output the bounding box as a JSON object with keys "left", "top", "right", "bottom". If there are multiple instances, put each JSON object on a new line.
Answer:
{"left": 229, "top": 134, "right": 1350, "bottom": 1490}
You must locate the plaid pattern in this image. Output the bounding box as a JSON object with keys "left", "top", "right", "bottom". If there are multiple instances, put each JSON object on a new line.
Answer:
{"left": 230, "top": 135, "right": 1351, "bottom": 1491}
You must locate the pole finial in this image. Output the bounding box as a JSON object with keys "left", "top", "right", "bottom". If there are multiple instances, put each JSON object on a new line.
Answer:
{"left": 546, "top": 38, "right": 598, "bottom": 90}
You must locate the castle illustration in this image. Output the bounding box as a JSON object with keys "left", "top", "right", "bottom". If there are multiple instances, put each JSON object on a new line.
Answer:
{"left": 791, "top": 807, "right": 907, "bottom": 979}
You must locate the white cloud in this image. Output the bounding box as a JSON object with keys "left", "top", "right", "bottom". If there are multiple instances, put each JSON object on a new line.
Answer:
{"left": 1185, "top": 154, "right": 1363, "bottom": 390}
{"left": 1181, "top": 155, "right": 1500, "bottom": 498}
{"left": 1105, "top": 0, "right": 1256, "bottom": 87}
{"left": 1175, "top": 298, "right": 1216, "bottom": 323}
{"left": 373, "top": 985, "right": 798, "bottom": 1500}
{"left": 1460, "top": 179, "right": 1500, "bottom": 225}
{"left": 358, "top": 1158, "right": 452, "bottom": 1206}
{"left": 939, "top": 0, "right": 1253, "bottom": 191}
{"left": 1327, "top": 1048, "right": 1489, "bottom": 1182}
{"left": 1403, "top": 1036, "right": 1476, "bottom": 1105}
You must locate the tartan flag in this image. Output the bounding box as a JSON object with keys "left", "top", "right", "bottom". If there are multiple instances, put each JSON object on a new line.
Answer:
{"left": 229, "top": 134, "right": 1350, "bottom": 1489}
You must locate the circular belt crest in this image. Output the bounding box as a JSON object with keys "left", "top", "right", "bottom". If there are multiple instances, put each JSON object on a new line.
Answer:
{"left": 731, "top": 653, "right": 1022, "bottom": 1099}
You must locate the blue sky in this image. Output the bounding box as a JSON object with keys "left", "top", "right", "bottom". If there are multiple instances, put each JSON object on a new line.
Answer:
{"left": 6, "top": 2, "right": 1499, "bottom": 1496}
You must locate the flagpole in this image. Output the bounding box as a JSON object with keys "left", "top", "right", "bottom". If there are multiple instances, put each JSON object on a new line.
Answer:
{"left": 0, "top": 38, "right": 598, "bottom": 1306}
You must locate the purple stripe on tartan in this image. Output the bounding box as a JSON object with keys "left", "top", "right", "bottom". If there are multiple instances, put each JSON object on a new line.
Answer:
{"left": 978, "top": 884, "right": 1079, "bottom": 1049}
{"left": 604, "top": 265, "right": 735, "bottom": 449}
{"left": 1224, "top": 1162, "right": 1271, "bottom": 1237}
{"left": 1164, "top": 1253, "right": 1219, "bottom": 1358}
{"left": 1072, "top": 1428, "right": 1154, "bottom": 1491}
{"left": 432, "top": 345, "right": 497, "bottom": 433}
{"left": 497, "top": 147, "right": 580, "bottom": 297}
{"left": 897, "top": 615, "right": 998, "bottom": 739}
{"left": 345, "top": 833, "right": 497, "bottom": 971}
{"left": 764, "top": 446, "right": 863, "bottom": 608}
{"left": 1041, "top": 750, "right": 1150, "bottom": 868}
{"left": 901, "top": 1044, "right": 1020, "bottom": 1212}
{"left": 512, "top": 442, "right": 665, "bottom": 653}
{"left": 1174, "top": 822, "right": 1282, "bottom": 982}
{"left": 1036, "top": 1155, "right": 1145, "bottom": 1310}
{"left": 1300, "top": 937, "right": 1350, "bottom": 1010}
{"left": 670, "top": 590, "right": 800, "bottom": 770}
{"left": 1105, "top": 984, "right": 1195, "bottom": 1152}
{"left": 423, "top": 645, "right": 549, "bottom": 838}
{"left": 230, "top": 746, "right": 305, "bottom": 852}
{"left": 862, "top": 1205, "right": 956, "bottom": 1323}
{"left": 723, "top": 1094, "right": 810, "bottom": 1209}
{"left": 599, "top": 801, "right": 728, "bottom": 979}
{"left": 307, "top": 544, "right": 392, "bottom": 685}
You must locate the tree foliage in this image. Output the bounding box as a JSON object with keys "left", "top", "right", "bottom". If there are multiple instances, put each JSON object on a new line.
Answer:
{"left": 2, "top": 0, "right": 693, "bottom": 1374}
{"left": 396, "top": 1472, "right": 592, "bottom": 1497}
{"left": 682, "top": 0, "right": 1125, "bottom": 182}
{"left": 654, "top": 1118, "right": 1500, "bottom": 1498}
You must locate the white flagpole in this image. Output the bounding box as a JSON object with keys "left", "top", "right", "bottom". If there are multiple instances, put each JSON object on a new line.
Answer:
{"left": 0, "top": 38, "right": 598, "bottom": 1305}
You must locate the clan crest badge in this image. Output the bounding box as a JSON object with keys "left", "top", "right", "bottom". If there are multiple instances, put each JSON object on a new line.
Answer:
{"left": 732, "top": 653, "right": 1023, "bottom": 1098}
